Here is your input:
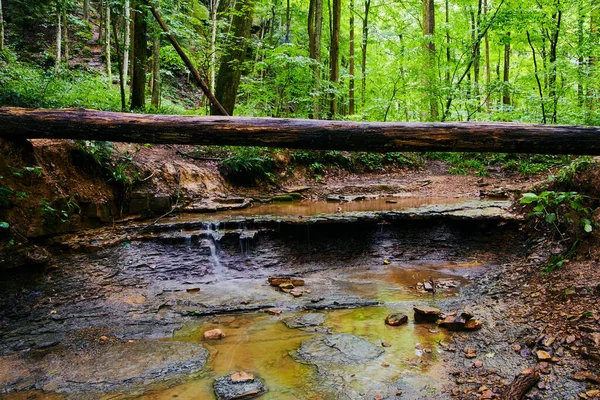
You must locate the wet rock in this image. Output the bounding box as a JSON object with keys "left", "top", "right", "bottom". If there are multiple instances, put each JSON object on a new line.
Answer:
{"left": 295, "top": 333, "right": 384, "bottom": 366}
{"left": 385, "top": 313, "right": 408, "bottom": 326}
{"left": 283, "top": 313, "right": 325, "bottom": 329}
{"left": 289, "top": 288, "right": 304, "bottom": 297}
{"left": 204, "top": 329, "right": 226, "bottom": 340}
{"left": 423, "top": 282, "right": 434, "bottom": 292}
{"left": 268, "top": 276, "right": 305, "bottom": 287}
{"left": 279, "top": 282, "right": 295, "bottom": 290}
{"left": 213, "top": 372, "right": 267, "bottom": 400}
{"left": 265, "top": 309, "right": 282, "bottom": 316}
{"left": 413, "top": 306, "right": 441, "bottom": 323}
{"left": 0, "top": 340, "right": 210, "bottom": 394}
{"left": 465, "top": 319, "right": 483, "bottom": 331}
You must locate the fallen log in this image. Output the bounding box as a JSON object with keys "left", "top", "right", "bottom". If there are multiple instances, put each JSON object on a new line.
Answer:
{"left": 501, "top": 369, "right": 540, "bottom": 400}
{"left": 2, "top": 107, "right": 600, "bottom": 155}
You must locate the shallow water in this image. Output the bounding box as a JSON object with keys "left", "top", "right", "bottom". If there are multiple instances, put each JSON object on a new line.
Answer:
{"left": 140, "top": 305, "right": 447, "bottom": 399}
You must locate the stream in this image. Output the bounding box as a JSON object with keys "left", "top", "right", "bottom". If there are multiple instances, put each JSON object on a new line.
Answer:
{"left": 0, "top": 197, "right": 527, "bottom": 399}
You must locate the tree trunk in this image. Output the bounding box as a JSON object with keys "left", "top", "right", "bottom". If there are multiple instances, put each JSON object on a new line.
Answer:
{"left": 349, "top": 0, "right": 355, "bottom": 115}
{"left": 361, "top": 0, "right": 371, "bottom": 108}
{"left": 130, "top": 0, "right": 147, "bottom": 110}
{"left": 62, "top": 13, "right": 69, "bottom": 67}
{"left": 123, "top": 0, "right": 131, "bottom": 86}
{"left": 150, "top": 6, "right": 227, "bottom": 115}
{"left": 99, "top": 0, "right": 104, "bottom": 46}
{"left": 502, "top": 32, "right": 511, "bottom": 106}
{"left": 329, "top": 0, "right": 341, "bottom": 118}
{"left": 527, "top": 30, "right": 547, "bottom": 123}
{"left": 484, "top": 0, "right": 490, "bottom": 110}
{"left": 548, "top": 1, "right": 561, "bottom": 123}
{"left": 308, "top": 0, "right": 323, "bottom": 118}
{"left": 0, "top": 0, "right": 5, "bottom": 51}
{"left": 151, "top": 32, "right": 160, "bottom": 108}
{"left": 445, "top": 0, "right": 450, "bottom": 84}
{"left": 111, "top": 12, "right": 126, "bottom": 111}
{"left": 285, "top": 0, "right": 290, "bottom": 41}
{"left": 423, "top": 0, "right": 437, "bottom": 120}
{"left": 214, "top": 0, "right": 255, "bottom": 115}
{"left": 106, "top": 1, "right": 111, "bottom": 80}
{"left": 56, "top": 9, "right": 62, "bottom": 72}
{"left": 209, "top": 0, "right": 220, "bottom": 90}
{"left": 4, "top": 107, "right": 600, "bottom": 155}
{"left": 83, "top": 0, "right": 90, "bottom": 22}
{"left": 589, "top": 2, "right": 598, "bottom": 112}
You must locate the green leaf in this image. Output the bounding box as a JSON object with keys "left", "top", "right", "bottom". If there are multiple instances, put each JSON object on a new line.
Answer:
{"left": 520, "top": 193, "right": 539, "bottom": 204}
{"left": 0, "top": 221, "right": 9, "bottom": 229}
{"left": 546, "top": 213, "right": 557, "bottom": 224}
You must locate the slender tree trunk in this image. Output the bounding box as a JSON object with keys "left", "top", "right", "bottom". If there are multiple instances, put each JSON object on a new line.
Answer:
{"left": 84, "top": 0, "right": 90, "bottom": 22}
{"left": 285, "top": 0, "right": 290, "bottom": 41}
{"left": 445, "top": 0, "right": 450, "bottom": 84}
{"left": 577, "top": 3, "right": 584, "bottom": 106}
{"left": 63, "top": 13, "right": 69, "bottom": 67}
{"left": 308, "top": 0, "right": 323, "bottom": 118}
{"left": 130, "top": 0, "right": 147, "bottom": 110}
{"left": 423, "top": 0, "right": 437, "bottom": 120}
{"left": 106, "top": 1, "right": 111, "bottom": 80}
{"left": 210, "top": 0, "right": 220, "bottom": 90}
{"left": 502, "top": 32, "right": 511, "bottom": 106}
{"left": 56, "top": 9, "right": 62, "bottom": 72}
{"left": 123, "top": 0, "right": 131, "bottom": 86}
{"left": 0, "top": 0, "right": 5, "bottom": 51}
{"left": 484, "top": 0, "right": 490, "bottom": 110}
{"left": 214, "top": 0, "right": 256, "bottom": 115}
{"left": 472, "top": 0, "right": 482, "bottom": 99}
{"left": 589, "top": 3, "right": 598, "bottom": 111}
{"left": 151, "top": 32, "right": 160, "bottom": 108}
{"left": 527, "top": 30, "right": 547, "bottom": 123}
{"left": 329, "top": 0, "right": 341, "bottom": 118}
{"left": 99, "top": 0, "right": 104, "bottom": 45}
{"left": 349, "top": 0, "right": 355, "bottom": 115}
{"left": 361, "top": 0, "right": 371, "bottom": 108}
{"left": 111, "top": 12, "right": 126, "bottom": 111}
{"left": 548, "top": 1, "right": 561, "bottom": 123}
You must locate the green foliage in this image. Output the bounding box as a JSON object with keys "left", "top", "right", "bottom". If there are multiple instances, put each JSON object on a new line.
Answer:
{"left": 219, "top": 147, "right": 276, "bottom": 186}
{"left": 549, "top": 156, "right": 593, "bottom": 189}
{"left": 425, "top": 153, "right": 571, "bottom": 176}
{"left": 38, "top": 194, "right": 81, "bottom": 224}
{"left": 520, "top": 191, "right": 593, "bottom": 235}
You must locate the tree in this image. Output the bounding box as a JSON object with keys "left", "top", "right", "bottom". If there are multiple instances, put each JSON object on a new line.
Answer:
{"left": 213, "top": 0, "right": 256, "bottom": 115}
{"left": 130, "top": 0, "right": 147, "bottom": 110}
{"left": 1, "top": 0, "right": 5, "bottom": 51}
{"left": 361, "top": 0, "right": 371, "bottom": 107}
{"left": 308, "top": 0, "right": 324, "bottom": 117}
{"left": 123, "top": 0, "right": 131, "bottom": 86}
{"left": 150, "top": 29, "right": 160, "bottom": 108}
{"left": 349, "top": 0, "right": 355, "bottom": 115}
{"left": 422, "top": 0, "right": 437, "bottom": 120}
{"left": 329, "top": 0, "right": 341, "bottom": 118}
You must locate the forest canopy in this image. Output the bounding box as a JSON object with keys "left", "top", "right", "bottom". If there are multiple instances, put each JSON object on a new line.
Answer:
{"left": 0, "top": 0, "right": 598, "bottom": 124}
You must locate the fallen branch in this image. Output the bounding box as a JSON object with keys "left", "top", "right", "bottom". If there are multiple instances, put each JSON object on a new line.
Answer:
{"left": 501, "top": 368, "right": 540, "bottom": 400}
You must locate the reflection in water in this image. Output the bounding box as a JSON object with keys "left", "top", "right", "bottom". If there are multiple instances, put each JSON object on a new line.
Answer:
{"left": 186, "top": 196, "right": 467, "bottom": 220}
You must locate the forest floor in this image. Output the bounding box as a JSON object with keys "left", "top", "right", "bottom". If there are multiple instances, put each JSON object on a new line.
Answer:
{"left": 0, "top": 140, "right": 599, "bottom": 399}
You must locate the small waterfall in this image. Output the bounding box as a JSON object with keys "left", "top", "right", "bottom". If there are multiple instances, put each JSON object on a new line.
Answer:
{"left": 238, "top": 222, "right": 255, "bottom": 257}
{"left": 201, "top": 222, "right": 223, "bottom": 273}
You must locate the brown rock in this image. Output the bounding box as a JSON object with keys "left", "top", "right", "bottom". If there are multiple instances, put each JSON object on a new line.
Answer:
{"left": 381, "top": 362, "right": 390, "bottom": 367}
{"left": 566, "top": 335, "right": 577, "bottom": 344}
{"left": 266, "top": 309, "right": 282, "bottom": 316}
{"left": 465, "top": 319, "right": 483, "bottom": 331}
{"left": 385, "top": 313, "right": 408, "bottom": 326}
{"left": 382, "top": 342, "right": 392, "bottom": 347}
{"left": 230, "top": 371, "right": 254, "bottom": 382}
{"left": 536, "top": 350, "right": 552, "bottom": 361}
{"left": 414, "top": 305, "right": 441, "bottom": 323}
{"left": 290, "top": 289, "right": 303, "bottom": 297}
{"left": 268, "top": 276, "right": 305, "bottom": 287}
{"left": 465, "top": 348, "right": 477, "bottom": 358}
{"left": 186, "top": 287, "right": 200, "bottom": 293}
{"left": 204, "top": 328, "right": 225, "bottom": 340}
{"left": 473, "top": 360, "right": 483, "bottom": 368}
{"left": 586, "top": 390, "right": 600, "bottom": 398}
{"left": 279, "top": 282, "right": 295, "bottom": 290}
{"left": 480, "top": 390, "right": 494, "bottom": 399}
{"left": 513, "top": 344, "right": 522, "bottom": 352}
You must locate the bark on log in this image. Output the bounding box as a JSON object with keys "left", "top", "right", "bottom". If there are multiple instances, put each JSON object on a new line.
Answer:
{"left": 501, "top": 369, "right": 540, "bottom": 400}
{"left": 2, "top": 107, "right": 600, "bottom": 155}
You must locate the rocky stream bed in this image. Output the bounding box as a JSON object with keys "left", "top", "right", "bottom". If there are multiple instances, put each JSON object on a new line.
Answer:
{"left": 0, "top": 198, "right": 597, "bottom": 399}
